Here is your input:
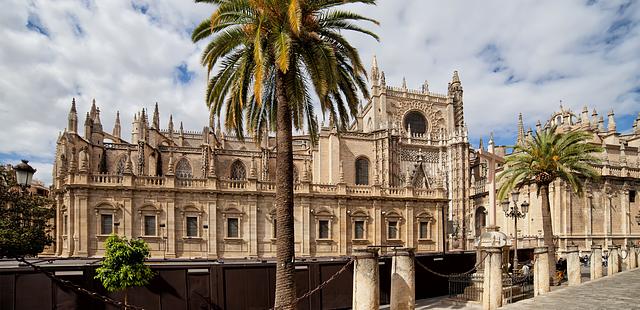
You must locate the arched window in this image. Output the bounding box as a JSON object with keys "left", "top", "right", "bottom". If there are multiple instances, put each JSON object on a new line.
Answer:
{"left": 404, "top": 111, "right": 427, "bottom": 134}
{"left": 230, "top": 160, "right": 246, "bottom": 180}
{"left": 115, "top": 155, "right": 127, "bottom": 175}
{"left": 355, "top": 157, "right": 369, "bottom": 185}
{"left": 175, "top": 158, "right": 193, "bottom": 179}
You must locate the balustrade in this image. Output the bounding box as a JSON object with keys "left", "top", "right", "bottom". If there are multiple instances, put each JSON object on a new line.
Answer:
{"left": 90, "top": 174, "right": 123, "bottom": 185}
{"left": 84, "top": 174, "right": 447, "bottom": 199}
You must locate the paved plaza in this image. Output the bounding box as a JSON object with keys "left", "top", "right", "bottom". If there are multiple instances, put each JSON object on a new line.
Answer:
{"left": 501, "top": 268, "right": 640, "bottom": 310}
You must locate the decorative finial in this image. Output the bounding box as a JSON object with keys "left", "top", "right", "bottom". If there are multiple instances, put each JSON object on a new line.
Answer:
{"left": 452, "top": 70, "right": 460, "bottom": 83}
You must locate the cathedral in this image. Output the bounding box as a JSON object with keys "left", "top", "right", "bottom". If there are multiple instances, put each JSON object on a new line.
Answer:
{"left": 51, "top": 58, "right": 472, "bottom": 259}
{"left": 470, "top": 107, "right": 640, "bottom": 255}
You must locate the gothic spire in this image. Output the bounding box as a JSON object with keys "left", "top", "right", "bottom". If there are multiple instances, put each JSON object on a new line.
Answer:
{"left": 516, "top": 113, "right": 525, "bottom": 146}
{"left": 478, "top": 137, "right": 484, "bottom": 151}
{"left": 90, "top": 99, "right": 97, "bottom": 120}
{"left": 452, "top": 70, "right": 460, "bottom": 84}
{"left": 401, "top": 77, "right": 407, "bottom": 90}
{"left": 488, "top": 132, "right": 495, "bottom": 153}
{"left": 168, "top": 114, "right": 174, "bottom": 135}
{"left": 370, "top": 55, "right": 379, "bottom": 82}
{"left": 607, "top": 109, "right": 616, "bottom": 133}
{"left": 84, "top": 112, "right": 92, "bottom": 139}
{"left": 113, "top": 111, "right": 121, "bottom": 139}
{"left": 152, "top": 102, "right": 160, "bottom": 129}
{"left": 68, "top": 98, "right": 78, "bottom": 133}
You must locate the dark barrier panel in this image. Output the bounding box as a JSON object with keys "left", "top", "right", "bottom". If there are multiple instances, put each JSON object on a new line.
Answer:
{"left": 188, "top": 272, "right": 212, "bottom": 310}
{"left": 318, "top": 262, "right": 352, "bottom": 309}
{"left": 0, "top": 252, "right": 475, "bottom": 309}
{"left": 415, "top": 252, "right": 476, "bottom": 299}
{"left": 0, "top": 274, "right": 15, "bottom": 310}
{"left": 224, "top": 265, "right": 274, "bottom": 309}
{"left": 15, "top": 273, "right": 52, "bottom": 310}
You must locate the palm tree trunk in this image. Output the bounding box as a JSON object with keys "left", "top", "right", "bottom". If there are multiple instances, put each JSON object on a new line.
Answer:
{"left": 274, "top": 70, "right": 297, "bottom": 309}
{"left": 539, "top": 183, "right": 557, "bottom": 285}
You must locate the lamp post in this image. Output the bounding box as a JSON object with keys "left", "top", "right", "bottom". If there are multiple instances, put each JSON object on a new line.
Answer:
{"left": 502, "top": 191, "right": 529, "bottom": 272}
{"left": 14, "top": 159, "right": 36, "bottom": 190}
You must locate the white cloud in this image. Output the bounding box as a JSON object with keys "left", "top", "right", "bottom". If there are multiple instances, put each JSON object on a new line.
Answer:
{"left": 0, "top": 0, "right": 639, "bottom": 185}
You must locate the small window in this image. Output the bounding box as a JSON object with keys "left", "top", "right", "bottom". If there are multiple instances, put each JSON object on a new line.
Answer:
{"left": 388, "top": 221, "right": 398, "bottom": 239}
{"left": 630, "top": 190, "right": 636, "bottom": 203}
{"left": 230, "top": 160, "right": 246, "bottom": 180}
{"left": 419, "top": 222, "right": 429, "bottom": 239}
{"left": 354, "top": 220, "right": 365, "bottom": 239}
{"left": 144, "top": 215, "right": 156, "bottom": 236}
{"left": 355, "top": 158, "right": 369, "bottom": 185}
{"left": 101, "top": 214, "right": 113, "bottom": 235}
{"left": 186, "top": 216, "right": 198, "bottom": 237}
{"left": 318, "top": 220, "right": 330, "bottom": 239}
{"left": 227, "top": 218, "right": 239, "bottom": 238}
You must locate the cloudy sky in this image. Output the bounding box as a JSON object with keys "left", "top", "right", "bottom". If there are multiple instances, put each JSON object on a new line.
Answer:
{"left": 1, "top": 0, "right": 639, "bottom": 185}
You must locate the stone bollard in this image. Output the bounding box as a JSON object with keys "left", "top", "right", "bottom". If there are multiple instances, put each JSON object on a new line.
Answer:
{"left": 352, "top": 248, "right": 379, "bottom": 310}
{"left": 533, "top": 247, "right": 550, "bottom": 296}
{"left": 608, "top": 245, "right": 619, "bottom": 275}
{"left": 590, "top": 245, "right": 603, "bottom": 280}
{"left": 482, "top": 246, "right": 503, "bottom": 310}
{"left": 566, "top": 245, "right": 580, "bottom": 286}
{"left": 390, "top": 248, "right": 415, "bottom": 310}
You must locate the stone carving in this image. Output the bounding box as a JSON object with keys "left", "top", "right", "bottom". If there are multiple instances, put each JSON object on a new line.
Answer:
{"left": 400, "top": 148, "right": 439, "bottom": 162}
{"left": 395, "top": 100, "right": 446, "bottom": 134}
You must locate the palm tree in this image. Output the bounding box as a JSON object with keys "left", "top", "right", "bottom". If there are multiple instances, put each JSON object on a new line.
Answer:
{"left": 498, "top": 125, "right": 602, "bottom": 284}
{"left": 192, "top": 1, "right": 378, "bottom": 308}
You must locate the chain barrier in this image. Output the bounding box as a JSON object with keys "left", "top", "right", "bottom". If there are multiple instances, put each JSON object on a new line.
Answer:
{"left": 414, "top": 253, "right": 488, "bottom": 278}
{"left": 16, "top": 257, "right": 144, "bottom": 310}
{"left": 272, "top": 258, "right": 354, "bottom": 310}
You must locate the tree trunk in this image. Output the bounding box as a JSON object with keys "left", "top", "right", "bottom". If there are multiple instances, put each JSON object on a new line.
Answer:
{"left": 124, "top": 289, "right": 128, "bottom": 309}
{"left": 274, "top": 70, "right": 297, "bottom": 309}
{"left": 539, "top": 183, "right": 557, "bottom": 285}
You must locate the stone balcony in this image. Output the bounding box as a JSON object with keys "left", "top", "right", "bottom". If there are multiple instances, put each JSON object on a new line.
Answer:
{"left": 66, "top": 173, "right": 447, "bottom": 200}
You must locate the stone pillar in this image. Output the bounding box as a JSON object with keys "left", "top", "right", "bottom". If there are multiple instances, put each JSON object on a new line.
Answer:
{"left": 352, "top": 248, "right": 379, "bottom": 310}
{"left": 590, "top": 245, "right": 603, "bottom": 280}
{"left": 566, "top": 245, "right": 580, "bottom": 286}
{"left": 390, "top": 248, "right": 415, "bottom": 310}
{"left": 630, "top": 245, "right": 638, "bottom": 269}
{"left": 481, "top": 246, "right": 503, "bottom": 310}
{"left": 533, "top": 247, "right": 550, "bottom": 296}
{"left": 608, "top": 245, "right": 619, "bottom": 275}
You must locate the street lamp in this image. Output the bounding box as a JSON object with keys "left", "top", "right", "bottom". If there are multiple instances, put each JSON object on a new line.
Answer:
{"left": 14, "top": 160, "right": 36, "bottom": 189}
{"left": 502, "top": 190, "right": 529, "bottom": 272}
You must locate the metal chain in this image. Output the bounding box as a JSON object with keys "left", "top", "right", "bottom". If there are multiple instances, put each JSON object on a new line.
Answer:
{"left": 272, "top": 258, "right": 354, "bottom": 310}
{"left": 16, "top": 257, "right": 144, "bottom": 310}
{"left": 414, "top": 253, "right": 488, "bottom": 278}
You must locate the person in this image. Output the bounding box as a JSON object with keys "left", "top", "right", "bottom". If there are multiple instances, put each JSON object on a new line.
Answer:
{"left": 521, "top": 263, "right": 530, "bottom": 276}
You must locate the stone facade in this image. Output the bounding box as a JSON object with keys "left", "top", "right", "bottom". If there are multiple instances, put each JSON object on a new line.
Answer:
{"left": 51, "top": 58, "right": 472, "bottom": 259}
{"left": 470, "top": 107, "right": 640, "bottom": 254}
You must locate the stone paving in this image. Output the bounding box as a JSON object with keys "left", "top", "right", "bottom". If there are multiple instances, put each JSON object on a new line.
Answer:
{"left": 500, "top": 268, "right": 640, "bottom": 309}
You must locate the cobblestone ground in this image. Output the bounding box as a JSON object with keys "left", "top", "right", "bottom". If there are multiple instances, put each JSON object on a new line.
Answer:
{"left": 501, "top": 268, "right": 640, "bottom": 309}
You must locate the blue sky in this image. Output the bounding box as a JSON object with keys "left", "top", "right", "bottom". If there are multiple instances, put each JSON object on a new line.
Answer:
{"left": 1, "top": 0, "right": 639, "bottom": 185}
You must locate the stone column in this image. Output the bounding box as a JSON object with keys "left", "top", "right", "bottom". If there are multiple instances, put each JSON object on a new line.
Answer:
{"left": 533, "top": 247, "right": 550, "bottom": 296}
{"left": 353, "top": 248, "right": 379, "bottom": 310}
{"left": 566, "top": 245, "right": 580, "bottom": 286}
{"left": 590, "top": 245, "right": 603, "bottom": 280}
{"left": 390, "top": 248, "right": 415, "bottom": 310}
{"left": 630, "top": 245, "right": 638, "bottom": 269}
{"left": 482, "top": 246, "right": 503, "bottom": 310}
{"left": 608, "top": 245, "right": 619, "bottom": 275}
